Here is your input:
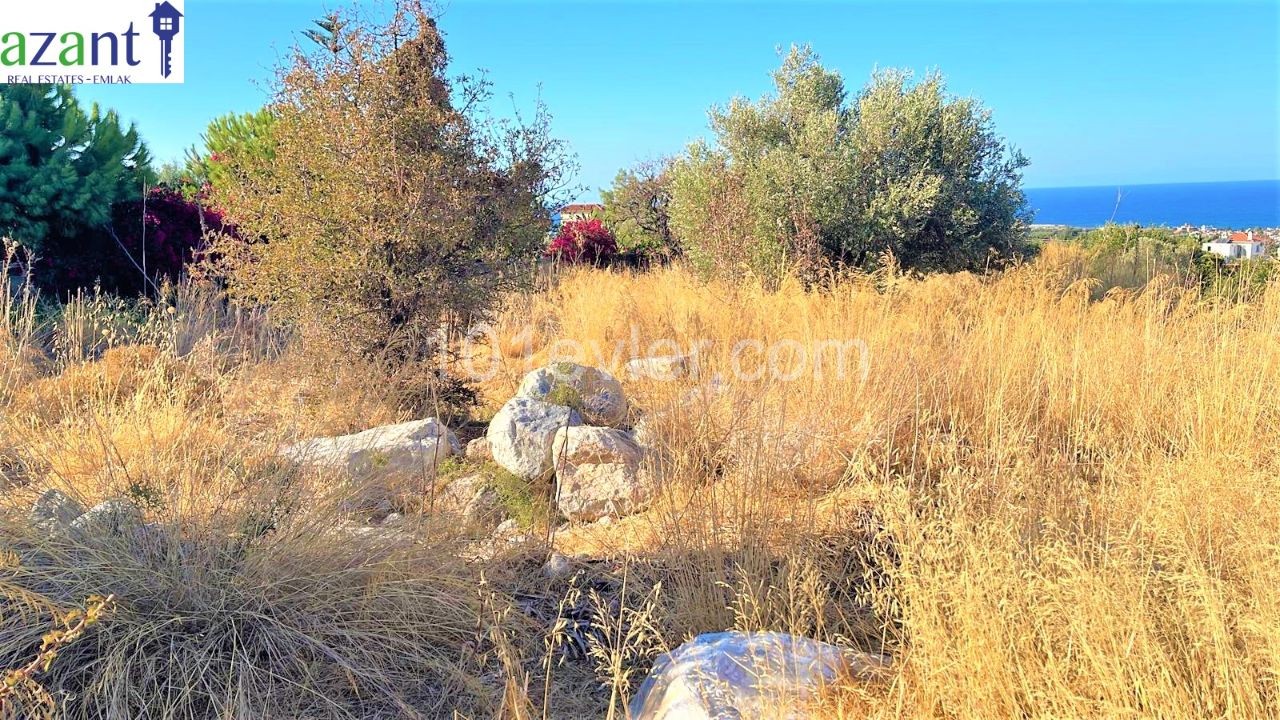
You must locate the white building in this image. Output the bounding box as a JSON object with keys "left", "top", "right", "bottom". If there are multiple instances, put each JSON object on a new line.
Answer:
{"left": 559, "top": 203, "right": 604, "bottom": 224}
{"left": 1202, "top": 231, "right": 1268, "bottom": 261}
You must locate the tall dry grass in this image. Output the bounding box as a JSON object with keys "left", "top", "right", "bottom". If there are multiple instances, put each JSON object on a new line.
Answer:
{"left": 0, "top": 269, "right": 515, "bottom": 718}
{"left": 477, "top": 247, "right": 1280, "bottom": 718}
{"left": 1, "top": 242, "right": 1277, "bottom": 718}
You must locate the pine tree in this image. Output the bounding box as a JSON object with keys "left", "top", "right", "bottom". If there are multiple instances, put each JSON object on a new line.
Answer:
{"left": 304, "top": 13, "right": 348, "bottom": 55}
{"left": 0, "top": 84, "right": 153, "bottom": 253}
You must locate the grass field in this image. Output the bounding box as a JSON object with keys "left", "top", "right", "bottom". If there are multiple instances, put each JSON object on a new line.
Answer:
{"left": 2, "top": 243, "right": 1277, "bottom": 718}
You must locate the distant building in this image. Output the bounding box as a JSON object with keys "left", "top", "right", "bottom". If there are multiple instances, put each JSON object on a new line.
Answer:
{"left": 1201, "top": 230, "right": 1268, "bottom": 261}
{"left": 560, "top": 203, "right": 604, "bottom": 224}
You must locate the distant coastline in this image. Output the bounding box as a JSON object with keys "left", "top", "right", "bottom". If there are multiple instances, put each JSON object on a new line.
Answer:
{"left": 1025, "top": 179, "right": 1279, "bottom": 229}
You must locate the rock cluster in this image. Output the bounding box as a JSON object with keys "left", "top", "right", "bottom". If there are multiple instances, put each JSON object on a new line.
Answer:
{"left": 280, "top": 359, "right": 682, "bottom": 526}
{"left": 487, "top": 362, "right": 658, "bottom": 522}
{"left": 487, "top": 397, "right": 581, "bottom": 481}
{"left": 515, "top": 362, "right": 627, "bottom": 426}
{"left": 551, "top": 425, "right": 647, "bottom": 522}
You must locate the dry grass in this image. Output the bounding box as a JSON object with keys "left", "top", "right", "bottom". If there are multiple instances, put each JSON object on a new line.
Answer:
{"left": 473, "top": 249, "right": 1280, "bottom": 718}
{"left": 2, "top": 243, "right": 1278, "bottom": 718}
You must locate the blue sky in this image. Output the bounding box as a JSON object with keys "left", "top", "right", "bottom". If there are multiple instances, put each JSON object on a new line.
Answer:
{"left": 78, "top": 0, "right": 1279, "bottom": 202}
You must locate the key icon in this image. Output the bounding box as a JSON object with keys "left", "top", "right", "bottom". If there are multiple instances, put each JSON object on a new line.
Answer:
{"left": 149, "top": 2, "right": 183, "bottom": 79}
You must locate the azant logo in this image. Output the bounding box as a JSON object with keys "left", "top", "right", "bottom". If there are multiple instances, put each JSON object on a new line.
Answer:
{"left": 1, "top": 1, "right": 184, "bottom": 84}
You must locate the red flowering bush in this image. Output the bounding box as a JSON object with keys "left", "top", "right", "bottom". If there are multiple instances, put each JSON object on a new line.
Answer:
{"left": 39, "top": 187, "right": 234, "bottom": 297}
{"left": 546, "top": 218, "right": 618, "bottom": 264}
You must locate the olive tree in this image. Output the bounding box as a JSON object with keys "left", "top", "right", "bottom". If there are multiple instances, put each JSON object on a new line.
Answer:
{"left": 669, "top": 46, "right": 1029, "bottom": 283}
{"left": 600, "top": 158, "right": 676, "bottom": 257}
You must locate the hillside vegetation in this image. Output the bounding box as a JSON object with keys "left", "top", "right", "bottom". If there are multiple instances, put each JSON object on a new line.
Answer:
{"left": 1, "top": 5, "right": 1275, "bottom": 718}
{"left": 2, "top": 243, "right": 1276, "bottom": 718}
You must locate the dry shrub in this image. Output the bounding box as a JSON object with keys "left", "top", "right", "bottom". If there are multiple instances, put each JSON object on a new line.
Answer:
{"left": 0, "top": 283, "right": 528, "bottom": 718}
{"left": 0, "top": 515, "right": 503, "bottom": 719}
{"left": 207, "top": 4, "right": 569, "bottom": 362}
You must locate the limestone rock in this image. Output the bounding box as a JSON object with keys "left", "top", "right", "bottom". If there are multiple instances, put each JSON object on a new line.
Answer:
{"left": 629, "top": 632, "right": 891, "bottom": 720}
{"left": 30, "top": 489, "right": 86, "bottom": 533}
{"left": 442, "top": 473, "right": 504, "bottom": 525}
{"left": 542, "top": 551, "right": 572, "bottom": 579}
{"left": 552, "top": 425, "right": 649, "bottom": 522}
{"left": 465, "top": 436, "right": 492, "bottom": 461}
{"left": 69, "top": 499, "right": 143, "bottom": 537}
{"left": 281, "top": 418, "right": 459, "bottom": 479}
{"left": 516, "top": 362, "right": 627, "bottom": 427}
{"left": 625, "top": 354, "right": 693, "bottom": 381}
{"left": 487, "top": 398, "right": 581, "bottom": 480}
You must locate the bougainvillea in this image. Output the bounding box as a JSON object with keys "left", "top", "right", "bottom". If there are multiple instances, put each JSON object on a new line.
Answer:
{"left": 39, "top": 187, "right": 234, "bottom": 297}
{"left": 546, "top": 218, "right": 618, "bottom": 264}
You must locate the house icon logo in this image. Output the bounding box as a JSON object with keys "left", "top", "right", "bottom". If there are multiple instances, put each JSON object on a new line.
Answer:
{"left": 148, "top": 1, "right": 183, "bottom": 79}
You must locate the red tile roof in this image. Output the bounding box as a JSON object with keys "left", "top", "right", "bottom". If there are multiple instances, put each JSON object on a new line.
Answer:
{"left": 561, "top": 203, "right": 604, "bottom": 215}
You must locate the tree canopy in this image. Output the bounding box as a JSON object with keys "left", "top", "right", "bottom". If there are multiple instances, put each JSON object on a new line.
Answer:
{"left": 207, "top": 3, "right": 571, "bottom": 358}
{"left": 185, "top": 108, "right": 277, "bottom": 196}
{"left": 668, "top": 46, "right": 1030, "bottom": 283}
{"left": 601, "top": 158, "right": 676, "bottom": 257}
{"left": 0, "top": 84, "right": 153, "bottom": 253}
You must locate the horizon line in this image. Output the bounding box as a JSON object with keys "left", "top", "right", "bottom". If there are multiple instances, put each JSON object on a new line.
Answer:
{"left": 1025, "top": 177, "right": 1279, "bottom": 191}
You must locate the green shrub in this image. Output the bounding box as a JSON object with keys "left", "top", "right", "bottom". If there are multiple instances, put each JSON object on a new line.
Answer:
{"left": 489, "top": 465, "right": 557, "bottom": 530}
{"left": 668, "top": 46, "right": 1030, "bottom": 284}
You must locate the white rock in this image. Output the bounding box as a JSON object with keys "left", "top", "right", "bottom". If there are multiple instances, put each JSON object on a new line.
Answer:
{"left": 282, "top": 418, "right": 459, "bottom": 479}
{"left": 441, "top": 473, "right": 503, "bottom": 525}
{"left": 552, "top": 425, "right": 649, "bottom": 522}
{"left": 542, "top": 551, "right": 572, "bottom": 579}
{"left": 442, "top": 473, "right": 488, "bottom": 507}
{"left": 625, "top": 354, "right": 693, "bottom": 381}
{"left": 629, "top": 632, "right": 891, "bottom": 720}
{"left": 516, "top": 362, "right": 627, "bottom": 427}
{"left": 487, "top": 398, "right": 581, "bottom": 480}
{"left": 30, "top": 489, "right": 86, "bottom": 533}
{"left": 69, "top": 499, "right": 143, "bottom": 537}
{"left": 463, "top": 487, "right": 503, "bottom": 525}
{"left": 465, "top": 436, "right": 492, "bottom": 461}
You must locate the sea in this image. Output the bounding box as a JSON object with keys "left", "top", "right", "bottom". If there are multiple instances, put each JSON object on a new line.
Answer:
{"left": 1024, "top": 180, "right": 1279, "bottom": 229}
